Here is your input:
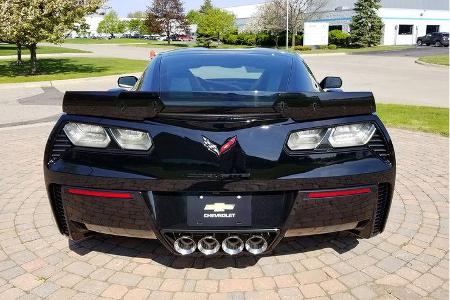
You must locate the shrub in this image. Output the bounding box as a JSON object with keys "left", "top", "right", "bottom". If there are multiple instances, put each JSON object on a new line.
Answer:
{"left": 256, "top": 33, "right": 274, "bottom": 47}
{"left": 328, "top": 44, "right": 337, "bottom": 50}
{"left": 295, "top": 34, "right": 303, "bottom": 46}
{"left": 243, "top": 34, "right": 257, "bottom": 46}
{"left": 196, "top": 37, "right": 219, "bottom": 48}
{"left": 223, "top": 34, "right": 238, "bottom": 45}
{"left": 294, "top": 45, "right": 312, "bottom": 51}
{"left": 329, "top": 30, "right": 351, "bottom": 47}
{"left": 319, "top": 45, "right": 328, "bottom": 50}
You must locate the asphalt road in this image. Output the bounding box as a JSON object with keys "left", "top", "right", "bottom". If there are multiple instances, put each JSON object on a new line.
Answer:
{"left": 52, "top": 43, "right": 448, "bottom": 107}
{"left": 303, "top": 54, "right": 449, "bottom": 107}
{"left": 0, "top": 43, "right": 447, "bottom": 127}
{"left": 354, "top": 45, "right": 449, "bottom": 57}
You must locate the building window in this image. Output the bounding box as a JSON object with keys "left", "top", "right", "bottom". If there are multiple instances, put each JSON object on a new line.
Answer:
{"left": 398, "top": 25, "right": 413, "bottom": 35}
{"left": 329, "top": 25, "right": 343, "bottom": 31}
{"left": 426, "top": 25, "right": 440, "bottom": 34}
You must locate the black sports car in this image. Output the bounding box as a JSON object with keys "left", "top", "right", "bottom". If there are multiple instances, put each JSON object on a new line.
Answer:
{"left": 44, "top": 49, "right": 395, "bottom": 256}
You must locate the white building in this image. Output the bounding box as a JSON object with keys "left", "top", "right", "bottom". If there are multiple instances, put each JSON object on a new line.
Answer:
{"left": 67, "top": 15, "right": 134, "bottom": 38}
{"left": 223, "top": 0, "right": 450, "bottom": 45}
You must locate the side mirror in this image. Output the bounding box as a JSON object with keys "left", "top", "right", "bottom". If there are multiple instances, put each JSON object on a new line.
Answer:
{"left": 118, "top": 76, "right": 138, "bottom": 88}
{"left": 320, "top": 76, "right": 343, "bottom": 89}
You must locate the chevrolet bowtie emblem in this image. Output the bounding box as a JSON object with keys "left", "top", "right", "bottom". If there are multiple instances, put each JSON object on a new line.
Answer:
{"left": 204, "top": 203, "right": 235, "bottom": 212}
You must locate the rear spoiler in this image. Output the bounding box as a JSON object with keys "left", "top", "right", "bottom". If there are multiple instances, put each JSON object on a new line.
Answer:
{"left": 273, "top": 92, "right": 376, "bottom": 120}
{"left": 63, "top": 91, "right": 164, "bottom": 120}
{"left": 63, "top": 91, "right": 375, "bottom": 121}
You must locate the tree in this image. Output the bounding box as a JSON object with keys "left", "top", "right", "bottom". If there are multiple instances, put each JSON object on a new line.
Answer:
{"left": 251, "top": 0, "right": 328, "bottom": 48}
{"left": 0, "top": 0, "right": 103, "bottom": 73}
{"left": 247, "top": 2, "right": 285, "bottom": 47}
{"left": 97, "top": 11, "right": 126, "bottom": 38}
{"left": 127, "top": 11, "right": 146, "bottom": 18}
{"left": 145, "top": 0, "right": 188, "bottom": 44}
{"left": 76, "top": 23, "right": 91, "bottom": 38}
{"left": 186, "top": 10, "right": 201, "bottom": 25}
{"left": 199, "top": 0, "right": 213, "bottom": 14}
{"left": 350, "top": 0, "right": 383, "bottom": 47}
{"left": 127, "top": 19, "right": 144, "bottom": 35}
{"left": 197, "top": 8, "right": 236, "bottom": 41}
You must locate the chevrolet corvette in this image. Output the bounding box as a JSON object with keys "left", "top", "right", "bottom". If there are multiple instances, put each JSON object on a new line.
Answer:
{"left": 44, "top": 49, "right": 395, "bottom": 256}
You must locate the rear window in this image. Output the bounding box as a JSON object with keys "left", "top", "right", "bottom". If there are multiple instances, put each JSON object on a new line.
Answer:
{"left": 160, "top": 54, "right": 292, "bottom": 92}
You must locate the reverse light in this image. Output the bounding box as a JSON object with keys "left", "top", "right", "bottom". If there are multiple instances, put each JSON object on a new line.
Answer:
{"left": 63, "top": 122, "right": 110, "bottom": 148}
{"left": 287, "top": 129, "right": 326, "bottom": 150}
{"left": 110, "top": 128, "right": 153, "bottom": 150}
{"left": 328, "top": 123, "right": 376, "bottom": 148}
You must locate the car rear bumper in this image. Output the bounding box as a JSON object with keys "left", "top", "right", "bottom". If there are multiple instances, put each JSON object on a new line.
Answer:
{"left": 45, "top": 166, "right": 394, "bottom": 255}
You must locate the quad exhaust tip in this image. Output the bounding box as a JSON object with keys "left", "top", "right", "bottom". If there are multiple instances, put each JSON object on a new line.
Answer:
{"left": 245, "top": 235, "right": 268, "bottom": 255}
{"left": 174, "top": 236, "right": 196, "bottom": 255}
{"left": 222, "top": 236, "right": 244, "bottom": 255}
{"left": 198, "top": 236, "right": 220, "bottom": 255}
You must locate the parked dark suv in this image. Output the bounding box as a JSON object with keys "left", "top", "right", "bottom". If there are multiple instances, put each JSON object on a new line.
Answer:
{"left": 417, "top": 32, "right": 449, "bottom": 47}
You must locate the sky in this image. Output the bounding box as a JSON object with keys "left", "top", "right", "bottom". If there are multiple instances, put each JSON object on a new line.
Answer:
{"left": 107, "top": 0, "right": 263, "bottom": 16}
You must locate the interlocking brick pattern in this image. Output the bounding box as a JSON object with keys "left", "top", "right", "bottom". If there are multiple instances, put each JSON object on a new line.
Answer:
{"left": 0, "top": 125, "right": 448, "bottom": 299}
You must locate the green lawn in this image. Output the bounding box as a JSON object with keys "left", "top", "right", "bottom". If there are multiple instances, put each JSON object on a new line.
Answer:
{"left": 377, "top": 103, "right": 449, "bottom": 136}
{"left": 418, "top": 55, "right": 449, "bottom": 66}
{"left": 0, "top": 58, "right": 149, "bottom": 83}
{"left": 0, "top": 44, "right": 89, "bottom": 56}
{"left": 64, "top": 38, "right": 149, "bottom": 44}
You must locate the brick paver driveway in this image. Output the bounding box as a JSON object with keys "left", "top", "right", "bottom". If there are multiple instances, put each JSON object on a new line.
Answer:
{"left": 0, "top": 124, "right": 448, "bottom": 300}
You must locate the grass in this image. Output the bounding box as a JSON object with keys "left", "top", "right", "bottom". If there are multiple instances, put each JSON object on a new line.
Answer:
{"left": 64, "top": 38, "right": 150, "bottom": 44}
{"left": 418, "top": 55, "right": 449, "bottom": 66}
{"left": 377, "top": 103, "right": 449, "bottom": 136}
{"left": 0, "top": 57, "right": 149, "bottom": 83}
{"left": 0, "top": 44, "right": 89, "bottom": 56}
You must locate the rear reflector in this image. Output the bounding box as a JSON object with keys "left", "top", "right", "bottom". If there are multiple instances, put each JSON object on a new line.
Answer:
{"left": 307, "top": 188, "right": 371, "bottom": 199}
{"left": 67, "top": 188, "right": 133, "bottom": 199}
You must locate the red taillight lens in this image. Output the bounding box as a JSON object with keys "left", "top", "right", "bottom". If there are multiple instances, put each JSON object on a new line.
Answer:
{"left": 307, "top": 188, "right": 371, "bottom": 199}
{"left": 67, "top": 188, "right": 133, "bottom": 199}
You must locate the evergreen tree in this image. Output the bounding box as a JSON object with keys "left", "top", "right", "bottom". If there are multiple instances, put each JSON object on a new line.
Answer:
{"left": 200, "top": 0, "right": 213, "bottom": 13}
{"left": 349, "top": 0, "right": 383, "bottom": 47}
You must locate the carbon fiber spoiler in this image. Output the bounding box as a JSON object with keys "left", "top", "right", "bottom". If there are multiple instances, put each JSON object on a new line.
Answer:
{"left": 63, "top": 91, "right": 376, "bottom": 121}
{"left": 63, "top": 91, "right": 164, "bottom": 120}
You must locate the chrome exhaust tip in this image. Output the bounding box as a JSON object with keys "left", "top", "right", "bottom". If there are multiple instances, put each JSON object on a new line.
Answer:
{"left": 198, "top": 236, "right": 220, "bottom": 255}
{"left": 174, "top": 236, "right": 196, "bottom": 255}
{"left": 222, "top": 236, "right": 244, "bottom": 255}
{"left": 245, "top": 235, "right": 268, "bottom": 255}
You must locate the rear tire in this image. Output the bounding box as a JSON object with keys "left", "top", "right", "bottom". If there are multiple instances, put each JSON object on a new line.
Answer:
{"left": 417, "top": 40, "right": 423, "bottom": 46}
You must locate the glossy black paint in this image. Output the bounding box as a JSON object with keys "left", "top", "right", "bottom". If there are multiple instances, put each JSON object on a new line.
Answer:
{"left": 46, "top": 114, "right": 392, "bottom": 180}
{"left": 43, "top": 49, "right": 396, "bottom": 255}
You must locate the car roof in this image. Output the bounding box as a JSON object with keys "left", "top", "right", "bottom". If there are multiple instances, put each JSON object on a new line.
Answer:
{"left": 159, "top": 48, "right": 301, "bottom": 60}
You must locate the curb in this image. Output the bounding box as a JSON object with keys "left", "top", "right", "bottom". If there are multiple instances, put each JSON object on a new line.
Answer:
{"left": 0, "top": 73, "right": 142, "bottom": 89}
{"left": 414, "top": 59, "right": 448, "bottom": 68}
{"left": 0, "top": 116, "right": 60, "bottom": 130}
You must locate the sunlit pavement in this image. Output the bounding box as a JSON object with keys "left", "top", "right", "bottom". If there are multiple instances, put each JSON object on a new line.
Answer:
{"left": 0, "top": 122, "right": 447, "bottom": 299}
{"left": 0, "top": 44, "right": 448, "bottom": 299}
